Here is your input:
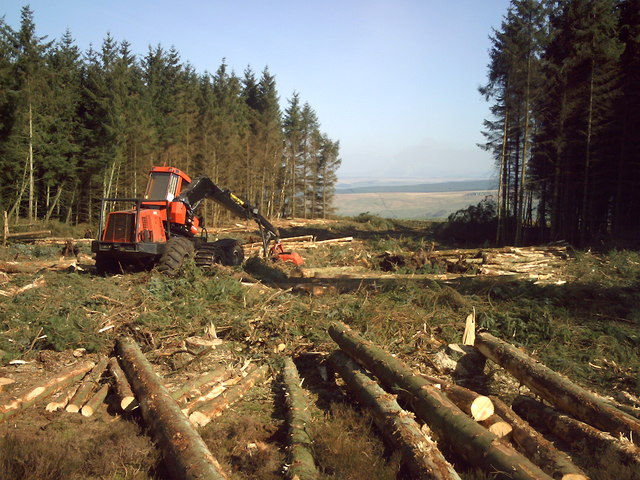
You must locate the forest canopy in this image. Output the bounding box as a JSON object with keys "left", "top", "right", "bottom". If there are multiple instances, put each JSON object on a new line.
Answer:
{"left": 481, "top": 0, "right": 640, "bottom": 246}
{"left": 0, "top": 6, "right": 341, "bottom": 227}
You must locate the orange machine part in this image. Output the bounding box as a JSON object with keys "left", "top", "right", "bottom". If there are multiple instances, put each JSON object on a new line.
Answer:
{"left": 169, "top": 201, "right": 187, "bottom": 225}
{"left": 271, "top": 243, "right": 304, "bottom": 266}
{"left": 138, "top": 209, "right": 167, "bottom": 243}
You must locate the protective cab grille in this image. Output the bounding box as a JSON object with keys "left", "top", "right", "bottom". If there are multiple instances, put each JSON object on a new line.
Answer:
{"left": 103, "top": 212, "right": 135, "bottom": 243}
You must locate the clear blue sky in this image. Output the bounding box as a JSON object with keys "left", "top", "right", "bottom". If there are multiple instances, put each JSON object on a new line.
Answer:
{"left": 4, "top": 0, "right": 510, "bottom": 182}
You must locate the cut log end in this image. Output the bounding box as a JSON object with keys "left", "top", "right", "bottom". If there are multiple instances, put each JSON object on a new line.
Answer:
{"left": 469, "top": 395, "right": 494, "bottom": 421}
{"left": 65, "top": 404, "right": 80, "bottom": 413}
{"left": 81, "top": 405, "right": 95, "bottom": 417}
{"left": 120, "top": 397, "right": 138, "bottom": 412}
{"left": 189, "top": 410, "right": 211, "bottom": 428}
{"left": 561, "top": 475, "right": 588, "bottom": 480}
{"left": 485, "top": 419, "right": 512, "bottom": 438}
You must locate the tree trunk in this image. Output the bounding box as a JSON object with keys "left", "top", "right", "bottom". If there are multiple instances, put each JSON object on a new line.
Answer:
{"left": 329, "top": 351, "right": 461, "bottom": 480}
{"left": 513, "top": 396, "right": 640, "bottom": 479}
{"left": 475, "top": 332, "right": 640, "bottom": 443}
{"left": 282, "top": 357, "right": 319, "bottom": 480}
{"left": 81, "top": 383, "right": 109, "bottom": 417}
{"left": 28, "top": 101, "right": 34, "bottom": 223}
{"left": 0, "top": 360, "right": 95, "bottom": 423}
{"left": 109, "top": 357, "right": 138, "bottom": 411}
{"left": 44, "top": 183, "right": 65, "bottom": 223}
{"left": 328, "top": 322, "right": 552, "bottom": 480}
{"left": 67, "top": 356, "right": 109, "bottom": 413}
{"left": 189, "top": 365, "right": 268, "bottom": 428}
{"left": 490, "top": 396, "right": 588, "bottom": 480}
{"left": 497, "top": 108, "right": 509, "bottom": 245}
{"left": 116, "top": 337, "right": 228, "bottom": 480}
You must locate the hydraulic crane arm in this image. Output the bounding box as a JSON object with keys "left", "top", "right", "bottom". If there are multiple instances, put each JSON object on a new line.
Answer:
{"left": 175, "top": 176, "right": 280, "bottom": 254}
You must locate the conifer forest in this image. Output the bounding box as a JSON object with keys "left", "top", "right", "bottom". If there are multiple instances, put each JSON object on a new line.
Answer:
{"left": 0, "top": 7, "right": 341, "bottom": 228}
{"left": 481, "top": 0, "right": 640, "bottom": 246}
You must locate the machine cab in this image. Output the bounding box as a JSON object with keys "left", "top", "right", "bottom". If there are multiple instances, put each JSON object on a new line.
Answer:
{"left": 144, "top": 166, "right": 192, "bottom": 201}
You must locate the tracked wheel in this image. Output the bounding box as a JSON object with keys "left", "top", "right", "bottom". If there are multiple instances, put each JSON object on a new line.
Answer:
{"left": 194, "top": 244, "right": 220, "bottom": 270}
{"left": 195, "top": 239, "right": 244, "bottom": 269}
{"left": 156, "top": 237, "right": 195, "bottom": 276}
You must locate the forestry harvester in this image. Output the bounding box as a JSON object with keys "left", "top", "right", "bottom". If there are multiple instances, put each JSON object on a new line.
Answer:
{"left": 91, "top": 166, "right": 300, "bottom": 274}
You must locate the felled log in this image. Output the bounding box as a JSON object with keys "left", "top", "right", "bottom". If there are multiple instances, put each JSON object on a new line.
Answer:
{"left": 66, "top": 357, "right": 109, "bottom": 413}
{"left": 45, "top": 385, "right": 79, "bottom": 412}
{"left": 181, "top": 382, "right": 230, "bottom": 416}
{"left": 315, "top": 236, "right": 353, "bottom": 244}
{"left": 475, "top": 332, "right": 640, "bottom": 443}
{"left": 480, "top": 414, "right": 513, "bottom": 439}
{"left": 81, "top": 383, "right": 109, "bottom": 417}
{"left": 0, "top": 360, "right": 95, "bottom": 423}
{"left": 329, "top": 351, "right": 461, "bottom": 480}
{"left": 171, "top": 366, "right": 230, "bottom": 402}
{"left": 513, "top": 396, "right": 640, "bottom": 477}
{"left": 0, "top": 259, "right": 77, "bottom": 274}
{"left": 109, "top": 357, "right": 138, "bottom": 412}
{"left": 189, "top": 365, "right": 268, "bottom": 428}
{"left": 282, "top": 357, "right": 319, "bottom": 480}
{"left": 328, "top": 322, "right": 552, "bottom": 480}
{"left": 7, "top": 229, "right": 51, "bottom": 239}
{"left": 420, "top": 374, "right": 494, "bottom": 422}
{"left": 116, "top": 337, "right": 228, "bottom": 480}
{"left": 490, "top": 396, "right": 588, "bottom": 480}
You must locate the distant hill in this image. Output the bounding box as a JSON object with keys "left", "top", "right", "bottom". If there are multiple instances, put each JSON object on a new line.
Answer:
{"left": 336, "top": 179, "right": 495, "bottom": 194}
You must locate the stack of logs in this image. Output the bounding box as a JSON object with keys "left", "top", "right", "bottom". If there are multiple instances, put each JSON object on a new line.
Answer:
{"left": 321, "top": 322, "right": 640, "bottom": 480}
{"left": 2, "top": 330, "right": 639, "bottom": 479}
{"left": 243, "top": 234, "right": 354, "bottom": 256}
{"left": 0, "top": 338, "right": 271, "bottom": 480}
{"left": 377, "top": 245, "right": 570, "bottom": 281}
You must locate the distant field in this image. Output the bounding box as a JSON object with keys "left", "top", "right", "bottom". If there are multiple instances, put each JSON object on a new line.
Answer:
{"left": 333, "top": 190, "right": 497, "bottom": 219}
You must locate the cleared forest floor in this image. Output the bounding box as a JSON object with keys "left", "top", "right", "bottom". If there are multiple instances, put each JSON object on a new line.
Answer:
{"left": 0, "top": 218, "right": 638, "bottom": 480}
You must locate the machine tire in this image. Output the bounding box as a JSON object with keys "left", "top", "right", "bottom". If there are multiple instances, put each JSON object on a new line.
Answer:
{"left": 156, "top": 237, "right": 195, "bottom": 276}
{"left": 222, "top": 243, "right": 244, "bottom": 266}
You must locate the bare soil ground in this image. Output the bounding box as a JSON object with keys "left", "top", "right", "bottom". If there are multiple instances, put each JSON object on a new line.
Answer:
{"left": 0, "top": 218, "right": 638, "bottom": 479}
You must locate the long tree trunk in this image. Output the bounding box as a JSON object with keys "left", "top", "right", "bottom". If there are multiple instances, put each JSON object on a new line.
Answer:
{"left": 282, "top": 357, "right": 319, "bottom": 480}
{"left": 28, "top": 101, "right": 34, "bottom": 223}
{"left": 330, "top": 351, "right": 461, "bottom": 480}
{"left": 513, "top": 395, "right": 640, "bottom": 479}
{"left": 580, "top": 58, "right": 595, "bottom": 245}
{"left": 475, "top": 332, "right": 640, "bottom": 442}
{"left": 490, "top": 396, "right": 588, "bottom": 480}
{"left": 116, "top": 337, "right": 228, "bottom": 480}
{"left": 328, "top": 322, "right": 552, "bottom": 480}
{"left": 497, "top": 107, "right": 509, "bottom": 245}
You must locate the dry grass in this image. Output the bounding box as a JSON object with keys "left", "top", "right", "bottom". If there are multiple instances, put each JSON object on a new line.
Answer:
{"left": 0, "top": 416, "right": 158, "bottom": 480}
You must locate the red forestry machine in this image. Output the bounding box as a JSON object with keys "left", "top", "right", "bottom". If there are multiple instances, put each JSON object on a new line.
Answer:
{"left": 91, "top": 166, "right": 301, "bottom": 274}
